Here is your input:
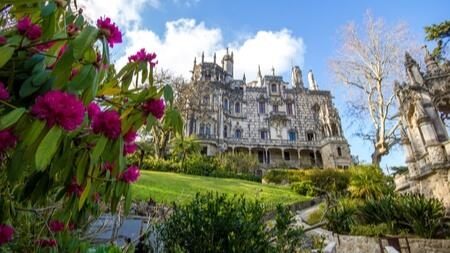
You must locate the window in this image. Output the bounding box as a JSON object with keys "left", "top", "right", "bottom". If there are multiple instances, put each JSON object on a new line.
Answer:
{"left": 259, "top": 101, "right": 265, "bottom": 114}
{"left": 288, "top": 130, "right": 296, "bottom": 141}
{"left": 273, "top": 104, "right": 278, "bottom": 113}
{"left": 337, "top": 147, "right": 342, "bottom": 157}
{"left": 284, "top": 151, "right": 290, "bottom": 161}
{"left": 203, "top": 95, "right": 209, "bottom": 105}
{"left": 205, "top": 124, "right": 211, "bottom": 137}
{"left": 223, "top": 125, "right": 228, "bottom": 138}
{"left": 287, "top": 103, "right": 293, "bottom": 115}
{"left": 235, "top": 102, "right": 241, "bottom": 113}
{"left": 307, "top": 132, "right": 315, "bottom": 141}
{"left": 260, "top": 130, "right": 268, "bottom": 140}
{"left": 235, "top": 129, "right": 242, "bottom": 139}
{"left": 223, "top": 98, "right": 229, "bottom": 110}
{"left": 258, "top": 151, "right": 264, "bottom": 163}
{"left": 271, "top": 83, "right": 277, "bottom": 92}
{"left": 199, "top": 123, "right": 205, "bottom": 136}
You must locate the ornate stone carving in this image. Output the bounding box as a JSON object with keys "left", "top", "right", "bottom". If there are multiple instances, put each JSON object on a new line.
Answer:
{"left": 427, "top": 145, "right": 447, "bottom": 165}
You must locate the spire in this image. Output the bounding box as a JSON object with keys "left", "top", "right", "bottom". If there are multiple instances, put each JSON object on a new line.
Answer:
{"left": 271, "top": 66, "right": 275, "bottom": 76}
{"left": 423, "top": 45, "right": 439, "bottom": 74}
{"left": 307, "top": 70, "right": 318, "bottom": 90}
{"left": 257, "top": 65, "right": 262, "bottom": 78}
{"left": 257, "top": 65, "right": 262, "bottom": 86}
{"left": 213, "top": 52, "right": 216, "bottom": 64}
{"left": 243, "top": 73, "right": 246, "bottom": 83}
{"left": 201, "top": 51, "right": 204, "bottom": 63}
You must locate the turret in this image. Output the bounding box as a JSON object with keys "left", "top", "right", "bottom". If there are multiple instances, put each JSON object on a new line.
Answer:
{"left": 257, "top": 65, "right": 263, "bottom": 86}
{"left": 222, "top": 48, "right": 234, "bottom": 80}
{"left": 291, "top": 66, "right": 302, "bottom": 88}
{"left": 307, "top": 70, "right": 318, "bottom": 90}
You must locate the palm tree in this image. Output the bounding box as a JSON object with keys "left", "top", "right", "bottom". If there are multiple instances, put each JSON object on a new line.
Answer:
{"left": 348, "top": 166, "right": 391, "bottom": 199}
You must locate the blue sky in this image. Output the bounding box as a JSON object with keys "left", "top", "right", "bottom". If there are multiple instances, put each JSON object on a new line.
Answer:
{"left": 82, "top": 0, "right": 449, "bottom": 170}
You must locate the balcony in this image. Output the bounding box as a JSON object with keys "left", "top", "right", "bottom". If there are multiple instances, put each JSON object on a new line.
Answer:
{"left": 269, "top": 111, "right": 287, "bottom": 121}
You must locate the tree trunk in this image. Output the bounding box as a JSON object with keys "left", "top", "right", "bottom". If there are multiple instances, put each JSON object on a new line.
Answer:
{"left": 371, "top": 151, "right": 382, "bottom": 167}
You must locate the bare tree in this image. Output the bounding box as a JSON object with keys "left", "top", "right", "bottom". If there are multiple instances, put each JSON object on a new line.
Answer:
{"left": 330, "top": 12, "right": 419, "bottom": 166}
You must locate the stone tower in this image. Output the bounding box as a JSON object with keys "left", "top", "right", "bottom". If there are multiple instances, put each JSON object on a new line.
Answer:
{"left": 394, "top": 49, "right": 450, "bottom": 208}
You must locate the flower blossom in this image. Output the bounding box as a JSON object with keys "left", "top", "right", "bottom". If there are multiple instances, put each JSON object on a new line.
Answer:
{"left": 0, "top": 224, "right": 14, "bottom": 245}
{"left": 0, "top": 36, "right": 6, "bottom": 45}
{"left": 67, "top": 177, "right": 84, "bottom": 198}
{"left": 31, "top": 90, "right": 85, "bottom": 131}
{"left": 128, "top": 48, "right": 158, "bottom": 67}
{"left": 0, "top": 129, "right": 18, "bottom": 153}
{"left": 102, "top": 161, "right": 114, "bottom": 173}
{"left": 142, "top": 98, "right": 165, "bottom": 119}
{"left": 96, "top": 17, "right": 122, "bottom": 48}
{"left": 49, "top": 220, "right": 65, "bottom": 233}
{"left": 121, "top": 165, "right": 140, "bottom": 183}
{"left": 123, "top": 129, "right": 137, "bottom": 155}
{"left": 91, "top": 110, "right": 121, "bottom": 140}
{"left": 17, "top": 16, "right": 42, "bottom": 40}
{"left": 0, "top": 82, "right": 10, "bottom": 100}
{"left": 87, "top": 102, "right": 101, "bottom": 120}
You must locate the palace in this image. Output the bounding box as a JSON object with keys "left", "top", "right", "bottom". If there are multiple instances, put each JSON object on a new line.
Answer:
{"left": 185, "top": 50, "right": 352, "bottom": 169}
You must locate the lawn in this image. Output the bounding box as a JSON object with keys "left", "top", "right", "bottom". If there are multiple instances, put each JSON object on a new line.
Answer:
{"left": 132, "top": 171, "right": 310, "bottom": 207}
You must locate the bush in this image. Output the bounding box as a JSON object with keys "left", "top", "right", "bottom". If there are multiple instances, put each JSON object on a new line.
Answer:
{"left": 215, "top": 153, "right": 259, "bottom": 175}
{"left": 325, "top": 198, "right": 360, "bottom": 234}
{"left": 183, "top": 153, "right": 218, "bottom": 176}
{"left": 291, "top": 180, "right": 317, "bottom": 197}
{"left": 305, "top": 204, "right": 325, "bottom": 225}
{"left": 357, "top": 194, "right": 401, "bottom": 233}
{"left": 348, "top": 165, "right": 393, "bottom": 200}
{"left": 350, "top": 223, "right": 392, "bottom": 237}
{"left": 305, "top": 169, "right": 350, "bottom": 195}
{"left": 140, "top": 157, "right": 180, "bottom": 172}
{"left": 263, "top": 169, "right": 306, "bottom": 184}
{"left": 160, "top": 192, "right": 269, "bottom": 252}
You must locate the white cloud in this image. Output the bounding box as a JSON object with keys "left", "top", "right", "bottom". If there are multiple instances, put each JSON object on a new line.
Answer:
{"left": 81, "top": 0, "right": 160, "bottom": 29}
{"left": 118, "top": 20, "right": 305, "bottom": 81}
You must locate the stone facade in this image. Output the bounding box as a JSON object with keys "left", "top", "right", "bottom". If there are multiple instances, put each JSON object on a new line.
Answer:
{"left": 185, "top": 50, "right": 352, "bottom": 169}
{"left": 394, "top": 48, "right": 450, "bottom": 208}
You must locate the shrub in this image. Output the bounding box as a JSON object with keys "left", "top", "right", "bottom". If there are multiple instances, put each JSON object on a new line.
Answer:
{"left": 305, "top": 169, "right": 350, "bottom": 195}
{"left": 348, "top": 165, "right": 393, "bottom": 200}
{"left": 140, "top": 157, "right": 180, "bottom": 172}
{"left": 291, "top": 180, "right": 317, "bottom": 197}
{"left": 215, "top": 152, "right": 259, "bottom": 175}
{"left": 263, "top": 169, "right": 306, "bottom": 184}
{"left": 305, "top": 204, "right": 325, "bottom": 225}
{"left": 350, "top": 223, "right": 391, "bottom": 237}
{"left": 183, "top": 153, "right": 217, "bottom": 176}
{"left": 399, "top": 193, "right": 446, "bottom": 238}
{"left": 357, "top": 194, "right": 401, "bottom": 233}
{"left": 160, "top": 192, "right": 269, "bottom": 252}
{"left": 325, "top": 198, "right": 359, "bottom": 234}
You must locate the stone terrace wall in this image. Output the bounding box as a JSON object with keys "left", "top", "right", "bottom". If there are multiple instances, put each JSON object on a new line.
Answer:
{"left": 334, "top": 234, "right": 450, "bottom": 253}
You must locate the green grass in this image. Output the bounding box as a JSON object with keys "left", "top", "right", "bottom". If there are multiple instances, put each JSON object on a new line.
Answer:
{"left": 132, "top": 171, "right": 311, "bottom": 207}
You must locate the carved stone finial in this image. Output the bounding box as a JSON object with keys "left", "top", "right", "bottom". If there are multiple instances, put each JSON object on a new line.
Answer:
{"left": 213, "top": 53, "right": 216, "bottom": 64}
{"left": 423, "top": 45, "right": 439, "bottom": 74}
{"left": 201, "top": 51, "right": 204, "bottom": 63}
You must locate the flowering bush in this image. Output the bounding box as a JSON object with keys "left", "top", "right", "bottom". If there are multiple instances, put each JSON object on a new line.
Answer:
{"left": 0, "top": 0, "right": 182, "bottom": 251}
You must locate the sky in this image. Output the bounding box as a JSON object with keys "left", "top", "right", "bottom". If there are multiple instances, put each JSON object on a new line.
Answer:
{"left": 81, "top": 0, "right": 449, "bottom": 171}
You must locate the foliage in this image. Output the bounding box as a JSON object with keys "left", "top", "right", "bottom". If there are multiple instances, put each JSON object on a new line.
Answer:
{"left": 183, "top": 153, "right": 217, "bottom": 176}
{"left": 291, "top": 180, "right": 317, "bottom": 197}
{"left": 132, "top": 170, "right": 310, "bottom": 207}
{"left": 215, "top": 152, "right": 259, "bottom": 175}
{"left": 357, "top": 194, "right": 402, "bottom": 233}
{"left": 398, "top": 193, "right": 446, "bottom": 238}
{"left": 140, "top": 157, "right": 181, "bottom": 172}
{"left": 160, "top": 192, "right": 308, "bottom": 253}
{"left": 325, "top": 198, "right": 359, "bottom": 234}
{"left": 330, "top": 12, "right": 417, "bottom": 165}
{"left": 160, "top": 192, "right": 270, "bottom": 253}
{"left": 0, "top": 0, "right": 182, "bottom": 250}
{"left": 305, "top": 204, "right": 325, "bottom": 225}
{"left": 425, "top": 20, "right": 450, "bottom": 58}
{"left": 349, "top": 223, "right": 392, "bottom": 237}
{"left": 306, "top": 169, "right": 350, "bottom": 195}
{"left": 348, "top": 165, "right": 393, "bottom": 200}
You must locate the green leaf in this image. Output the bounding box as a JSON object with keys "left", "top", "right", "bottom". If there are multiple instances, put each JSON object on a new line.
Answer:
{"left": 72, "top": 25, "right": 98, "bottom": 60}
{"left": 164, "top": 85, "right": 174, "bottom": 104}
{"left": 124, "top": 186, "right": 132, "bottom": 215}
{"left": 22, "top": 120, "right": 46, "bottom": 147}
{"left": 51, "top": 46, "right": 75, "bottom": 89}
{"left": 32, "top": 70, "right": 51, "bottom": 87}
{"left": 68, "top": 64, "right": 96, "bottom": 92}
{"left": 19, "top": 77, "right": 39, "bottom": 98}
{"left": 76, "top": 151, "right": 89, "bottom": 184}
{"left": 41, "top": 2, "right": 56, "bottom": 17}
{"left": 78, "top": 180, "right": 91, "bottom": 210}
{"left": 0, "top": 108, "right": 26, "bottom": 130}
{"left": 91, "top": 136, "right": 108, "bottom": 165}
{"left": 35, "top": 126, "right": 62, "bottom": 170}
{"left": 7, "top": 148, "right": 26, "bottom": 183}
{"left": 0, "top": 45, "right": 15, "bottom": 68}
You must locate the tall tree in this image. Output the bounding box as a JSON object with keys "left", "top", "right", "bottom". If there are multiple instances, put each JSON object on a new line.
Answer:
{"left": 425, "top": 20, "right": 450, "bottom": 59}
{"left": 330, "top": 12, "right": 418, "bottom": 166}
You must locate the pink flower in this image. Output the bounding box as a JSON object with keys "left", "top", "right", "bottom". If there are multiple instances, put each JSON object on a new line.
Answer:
{"left": 17, "top": 16, "right": 32, "bottom": 34}
{"left": 37, "top": 238, "right": 57, "bottom": 248}
{"left": 124, "top": 143, "right": 138, "bottom": 155}
{"left": 49, "top": 220, "right": 65, "bottom": 233}
{"left": 0, "top": 224, "right": 14, "bottom": 245}
{"left": 121, "top": 165, "right": 140, "bottom": 183}
{"left": 67, "top": 177, "right": 84, "bottom": 198}
{"left": 0, "top": 82, "right": 10, "bottom": 100}
{"left": 92, "top": 110, "right": 121, "bottom": 140}
{"left": 142, "top": 98, "right": 165, "bottom": 119}
{"left": 87, "top": 102, "right": 101, "bottom": 120}
{"left": 96, "top": 17, "right": 122, "bottom": 48}
{"left": 0, "top": 129, "right": 18, "bottom": 153}
{"left": 17, "top": 16, "right": 42, "bottom": 40}
{"left": 66, "top": 23, "right": 79, "bottom": 37}
{"left": 31, "top": 90, "right": 85, "bottom": 131}
{"left": 128, "top": 48, "right": 158, "bottom": 67}
{"left": 35, "top": 41, "right": 55, "bottom": 51}
{"left": 102, "top": 161, "right": 114, "bottom": 173}
{"left": 0, "top": 36, "right": 6, "bottom": 45}
{"left": 124, "top": 129, "right": 137, "bottom": 143}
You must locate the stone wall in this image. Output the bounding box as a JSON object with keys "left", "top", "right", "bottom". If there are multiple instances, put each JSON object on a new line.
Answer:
{"left": 334, "top": 234, "right": 450, "bottom": 253}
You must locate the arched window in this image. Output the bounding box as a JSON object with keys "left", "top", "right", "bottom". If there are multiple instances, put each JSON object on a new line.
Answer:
{"left": 259, "top": 101, "right": 265, "bottom": 114}
{"left": 223, "top": 125, "right": 228, "bottom": 138}
{"left": 286, "top": 103, "right": 293, "bottom": 115}
{"left": 223, "top": 98, "right": 229, "bottom": 110}
{"left": 235, "top": 129, "right": 242, "bottom": 139}
{"left": 235, "top": 102, "right": 241, "bottom": 113}
{"left": 271, "top": 83, "right": 277, "bottom": 92}
{"left": 306, "top": 131, "right": 315, "bottom": 141}
{"left": 288, "top": 130, "right": 296, "bottom": 141}
{"left": 199, "top": 123, "right": 205, "bottom": 136}
{"left": 206, "top": 123, "right": 211, "bottom": 137}
{"left": 337, "top": 147, "right": 342, "bottom": 157}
